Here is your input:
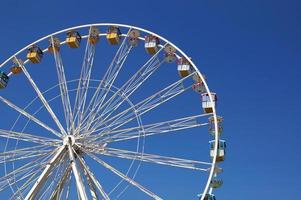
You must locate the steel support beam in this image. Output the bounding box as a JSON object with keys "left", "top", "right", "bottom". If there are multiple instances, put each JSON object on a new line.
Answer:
{"left": 24, "top": 145, "right": 66, "bottom": 200}
{"left": 67, "top": 144, "right": 88, "bottom": 200}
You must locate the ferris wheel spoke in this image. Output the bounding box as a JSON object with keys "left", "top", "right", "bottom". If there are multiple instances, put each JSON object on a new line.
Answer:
{"left": 0, "top": 151, "right": 52, "bottom": 192}
{"left": 88, "top": 72, "right": 196, "bottom": 136}
{"left": 73, "top": 27, "right": 98, "bottom": 132}
{"left": 0, "top": 150, "right": 51, "bottom": 164}
{"left": 0, "top": 145, "right": 51, "bottom": 164}
{"left": 0, "top": 129, "right": 61, "bottom": 146}
{"left": 38, "top": 154, "right": 68, "bottom": 200}
{"left": 76, "top": 155, "right": 98, "bottom": 200}
{"left": 24, "top": 145, "right": 66, "bottom": 200}
{"left": 15, "top": 58, "right": 67, "bottom": 136}
{"left": 81, "top": 29, "right": 133, "bottom": 132}
{"left": 36, "top": 153, "right": 68, "bottom": 200}
{"left": 86, "top": 152, "right": 163, "bottom": 200}
{"left": 5, "top": 169, "right": 40, "bottom": 196}
{"left": 94, "top": 147, "right": 210, "bottom": 172}
{"left": 77, "top": 154, "right": 110, "bottom": 200}
{"left": 0, "top": 153, "right": 48, "bottom": 183}
{"left": 2, "top": 170, "right": 34, "bottom": 195}
{"left": 25, "top": 155, "right": 64, "bottom": 200}
{"left": 86, "top": 113, "right": 211, "bottom": 143}
{"left": 50, "top": 37, "right": 74, "bottom": 134}
{"left": 0, "top": 144, "right": 51, "bottom": 160}
{"left": 64, "top": 173, "right": 72, "bottom": 200}
{"left": 49, "top": 164, "right": 72, "bottom": 200}
{"left": 96, "top": 48, "right": 165, "bottom": 120}
{"left": 0, "top": 96, "right": 63, "bottom": 138}
{"left": 10, "top": 166, "right": 44, "bottom": 200}
{"left": 81, "top": 44, "right": 165, "bottom": 133}
{"left": 67, "top": 145, "right": 88, "bottom": 200}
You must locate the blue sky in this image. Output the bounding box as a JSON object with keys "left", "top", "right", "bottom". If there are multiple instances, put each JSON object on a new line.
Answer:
{"left": 0, "top": 0, "right": 300, "bottom": 199}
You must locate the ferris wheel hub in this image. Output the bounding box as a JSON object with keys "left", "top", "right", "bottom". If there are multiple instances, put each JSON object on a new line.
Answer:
{"left": 63, "top": 135, "right": 76, "bottom": 146}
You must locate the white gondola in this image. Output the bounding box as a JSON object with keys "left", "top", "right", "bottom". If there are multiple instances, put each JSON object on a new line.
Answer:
{"left": 208, "top": 116, "right": 223, "bottom": 137}
{"left": 201, "top": 92, "right": 217, "bottom": 113}
{"left": 145, "top": 35, "right": 160, "bottom": 55}
{"left": 128, "top": 29, "right": 140, "bottom": 46}
{"left": 177, "top": 57, "right": 191, "bottom": 77}
{"left": 210, "top": 140, "right": 226, "bottom": 162}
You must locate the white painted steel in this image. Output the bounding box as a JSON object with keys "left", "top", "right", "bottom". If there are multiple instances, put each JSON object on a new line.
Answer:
{"left": 24, "top": 145, "right": 66, "bottom": 200}
{"left": 0, "top": 23, "right": 220, "bottom": 199}
{"left": 67, "top": 144, "right": 88, "bottom": 200}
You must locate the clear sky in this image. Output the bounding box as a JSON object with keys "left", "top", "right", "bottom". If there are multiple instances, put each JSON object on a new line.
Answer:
{"left": 0, "top": 0, "right": 300, "bottom": 199}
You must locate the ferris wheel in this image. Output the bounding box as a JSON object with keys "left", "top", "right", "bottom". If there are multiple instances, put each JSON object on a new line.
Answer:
{"left": 0, "top": 23, "right": 226, "bottom": 200}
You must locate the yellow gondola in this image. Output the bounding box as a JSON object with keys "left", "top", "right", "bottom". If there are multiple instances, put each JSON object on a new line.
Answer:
{"left": 66, "top": 30, "right": 81, "bottom": 48}
{"left": 10, "top": 66, "right": 22, "bottom": 74}
{"left": 27, "top": 45, "right": 43, "bottom": 64}
{"left": 106, "top": 26, "right": 121, "bottom": 45}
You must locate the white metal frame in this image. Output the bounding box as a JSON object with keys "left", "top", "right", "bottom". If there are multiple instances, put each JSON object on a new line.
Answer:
{"left": 0, "top": 23, "right": 221, "bottom": 200}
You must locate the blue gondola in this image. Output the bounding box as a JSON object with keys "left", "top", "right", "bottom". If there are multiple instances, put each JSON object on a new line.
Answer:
{"left": 210, "top": 178, "right": 223, "bottom": 188}
{"left": 0, "top": 71, "right": 9, "bottom": 89}
{"left": 209, "top": 140, "right": 226, "bottom": 162}
{"left": 197, "top": 193, "right": 216, "bottom": 200}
